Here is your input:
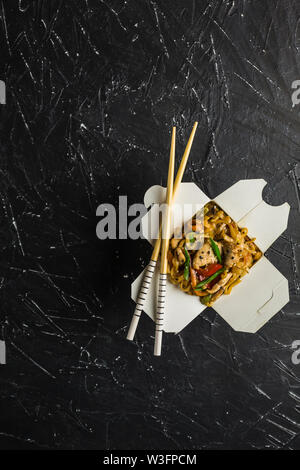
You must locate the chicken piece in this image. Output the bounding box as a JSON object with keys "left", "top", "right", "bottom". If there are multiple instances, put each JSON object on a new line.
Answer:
{"left": 192, "top": 241, "right": 221, "bottom": 269}
{"left": 170, "top": 237, "right": 181, "bottom": 250}
{"left": 207, "top": 273, "right": 232, "bottom": 294}
{"left": 235, "top": 250, "right": 253, "bottom": 269}
{"left": 175, "top": 247, "right": 186, "bottom": 265}
{"left": 223, "top": 242, "right": 241, "bottom": 268}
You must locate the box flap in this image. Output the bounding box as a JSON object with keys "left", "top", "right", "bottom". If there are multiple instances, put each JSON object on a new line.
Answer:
{"left": 213, "top": 256, "right": 289, "bottom": 333}
{"left": 144, "top": 185, "right": 166, "bottom": 208}
{"left": 215, "top": 178, "right": 290, "bottom": 252}
{"left": 238, "top": 201, "right": 290, "bottom": 252}
{"left": 214, "top": 179, "right": 267, "bottom": 222}
{"left": 241, "top": 277, "right": 289, "bottom": 333}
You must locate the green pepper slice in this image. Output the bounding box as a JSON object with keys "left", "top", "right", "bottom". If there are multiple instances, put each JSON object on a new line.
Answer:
{"left": 195, "top": 267, "right": 225, "bottom": 290}
{"left": 210, "top": 238, "right": 222, "bottom": 264}
{"left": 183, "top": 247, "right": 190, "bottom": 281}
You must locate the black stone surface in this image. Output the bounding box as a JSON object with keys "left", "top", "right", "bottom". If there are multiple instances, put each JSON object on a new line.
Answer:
{"left": 0, "top": 0, "right": 300, "bottom": 450}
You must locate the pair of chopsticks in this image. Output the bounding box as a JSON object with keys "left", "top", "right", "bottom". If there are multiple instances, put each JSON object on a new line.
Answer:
{"left": 127, "top": 122, "right": 198, "bottom": 355}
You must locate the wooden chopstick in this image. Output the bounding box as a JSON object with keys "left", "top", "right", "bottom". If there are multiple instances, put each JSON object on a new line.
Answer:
{"left": 126, "top": 122, "right": 198, "bottom": 342}
{"left": 151, "top": 122, "right": 198, "bottom": 262}
{"left": 153, "top": 127, "right": 176, "bottom": 356}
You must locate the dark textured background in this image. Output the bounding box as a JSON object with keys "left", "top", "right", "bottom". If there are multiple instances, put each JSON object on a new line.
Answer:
{"left": 0, "top": 0, "right": 300, "bottom": 450}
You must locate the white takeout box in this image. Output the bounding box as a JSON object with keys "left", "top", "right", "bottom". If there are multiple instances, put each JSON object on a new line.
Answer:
{"left": 131, "top": 180, "right": 290, "bottom": 333}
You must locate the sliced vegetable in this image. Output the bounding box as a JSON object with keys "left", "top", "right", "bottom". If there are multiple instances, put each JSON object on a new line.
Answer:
{"left": 183, "top": 248, "right": 190, "bottom": 281}
{"left": 190, "top": 267, "right": 197, "bottom": 288}
{"left": 185, "top": 231, "right": 196, "bottom": 244}
{"left": 210, "top": 238, "right": 222, "bottom": 263}
{"left": 195, "top": 267, "right": 225, "bottom": 290}
{"left": 200, "top": 294, "right": 212, "bottom": 305}
{"left": 196, "top": 263, "right": 223, "bottom": 281}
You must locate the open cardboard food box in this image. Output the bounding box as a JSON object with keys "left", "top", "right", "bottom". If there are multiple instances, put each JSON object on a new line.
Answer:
{"left": 131, "top": 180, "right": 290, "bottom": 334}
